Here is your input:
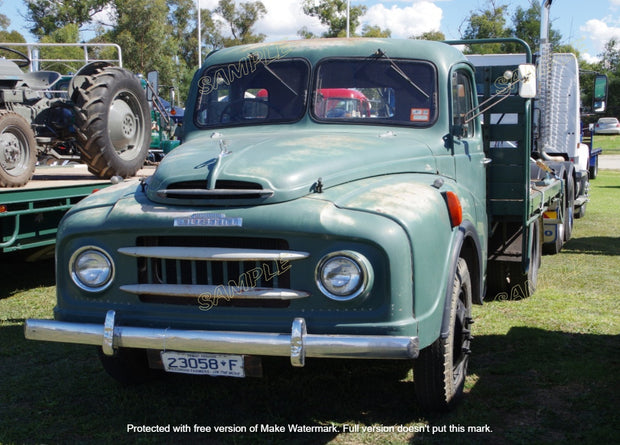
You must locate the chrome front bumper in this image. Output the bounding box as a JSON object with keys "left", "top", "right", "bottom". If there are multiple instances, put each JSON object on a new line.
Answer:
{"left": 25, "top": 310, "right": 419, "bottom": 367}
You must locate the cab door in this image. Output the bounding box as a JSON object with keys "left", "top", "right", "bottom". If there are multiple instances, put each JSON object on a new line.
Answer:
{"left": 450, "top": 67, "right": 486, "bottom": 233}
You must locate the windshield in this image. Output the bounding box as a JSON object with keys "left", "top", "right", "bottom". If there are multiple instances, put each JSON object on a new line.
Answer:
{"left": 194, "top": 57, "right": 309, "bottom": 128}
{"left": 312, "top": 57, "right": 438, "bottom": 125}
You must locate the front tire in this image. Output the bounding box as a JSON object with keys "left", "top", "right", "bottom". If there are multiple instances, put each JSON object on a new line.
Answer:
{"left": 564, "top": 173, "right": 575, "bottom": 241}
{"left": 413, "top": 258, "right": 473, "bottom": 412}
{"left": 589, "top": 156, "right": 598, "bottom": 179}
{"left": 98, "top": 347, "right": 153, "bottom": 385}
{"left": 0, "top": 111, "right": 37, "bottom": 187}
{"left": 72, "top": 67, "right": 150, "bottom": 178}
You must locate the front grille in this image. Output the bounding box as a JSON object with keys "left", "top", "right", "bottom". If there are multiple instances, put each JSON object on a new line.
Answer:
{"left": 118, "top": 236, "right": 310, "bottom": 308}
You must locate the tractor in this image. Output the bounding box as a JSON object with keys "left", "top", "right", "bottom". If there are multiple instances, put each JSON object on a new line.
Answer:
{"left": 0, "top": 43, "right": 151, "bottom": 187}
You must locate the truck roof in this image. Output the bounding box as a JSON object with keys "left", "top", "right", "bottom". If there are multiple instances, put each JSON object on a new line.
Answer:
{"left": 203, "top": 38, "right": 468, "bottom": 72}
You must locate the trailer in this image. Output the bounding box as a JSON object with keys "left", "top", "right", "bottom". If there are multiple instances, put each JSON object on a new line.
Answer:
{"left": 0, "top": 165, "right": 153, "bottom": 256}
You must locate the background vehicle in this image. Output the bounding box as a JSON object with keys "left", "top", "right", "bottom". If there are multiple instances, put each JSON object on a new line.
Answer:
{"left": 0, "top": 42, "right": 151, "bottom": 187}
{"left": 594, "top": 117, "right": 620, "bottom": 134}
{"left": 315, "top": 88, "right": 371, "bottom": 118}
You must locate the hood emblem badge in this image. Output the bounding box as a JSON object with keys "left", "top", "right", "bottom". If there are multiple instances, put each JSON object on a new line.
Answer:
{"left": 174, "top": 213, "right": 242, "bottom": 227}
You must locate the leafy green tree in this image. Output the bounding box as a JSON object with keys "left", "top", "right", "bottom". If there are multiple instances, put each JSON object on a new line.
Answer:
{"left": 215, "top": 0, "right": 266, "bottom": 47}
{"left": 595, "top": 39, "right": 620, "bottom": 116}
{"left": 25, "top": 0, "right": 110, "bottom": 38}
{"left": 461, "top": 0, "right": 577, "bottom": 55}
{"left": 510, "top": 0, "right": 575, "bottom": 54}
{"left": 106, "top": 0, "right": 180, "bottom": 94}
{"left": 0, "top": 31, "right": 27, "bottom": 63}
{"left": 360, "top": 25, "right": 391, "bottom": 38}
{"left": 411, "top": 30, "right": 445, "bottom": 41}
{"left": 0, "top": 0, "right": 9, "bottom": 31}
{"left": 461, "top": 0, "right": 511, "bottom": 53}
{"left": 599, "top": 39, "right": 620, "bottom": 72}
{"left": 38, "top": 24, "right": 85, "bottom": 73}
{"left": 299, "top": 0, "right": 367, "bottom": 38}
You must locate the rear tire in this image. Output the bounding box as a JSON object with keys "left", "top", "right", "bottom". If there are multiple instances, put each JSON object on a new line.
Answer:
{"left": 505, "top": 217, "right": 541, "bottom": 299}
{"left": 72, "top": 67, "right": 150, "bottom": 178}
{"left": 413, "top": 258, "right": 472, "bottom": 412}
{"left": 0, "top": 111, "right": 37, "bottom": 187}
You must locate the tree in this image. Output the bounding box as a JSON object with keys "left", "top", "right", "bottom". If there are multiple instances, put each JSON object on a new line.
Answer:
{"left": 299, "top": 0, "right": 367, "bottom": 38}
{"left": 411, "top": 31, "right": 445, "bottom": 41}
{"left": 106, "top": 0, "right": 180, "bottom": 94}
{"left": 25, "top": 0, "right": 110, "bottom": 38}
{"left": 215, "top": 0, "right": 266, "bottom": 47}
{"left": 599, "top": 39, "right": 620, "bottom": 72}
{"left": 39, "top": 24, "right": 85, "bottom": 73}
{"left": 511, "top": 0, "right": 570, "bottom": 53}
{"left": 461, "top": 0, "right": 577, "bottom": 55}
{"left": 0, "top": 0, "right": 9, "bottom": 31}
{"left": 461, "top": 0, "right": 511, "bottom": 54}
{"left": 361, "top": 25, "right": 391, "bottom": 38}
{"left": 595, "top": 39, "right": 620, "bottom": 117}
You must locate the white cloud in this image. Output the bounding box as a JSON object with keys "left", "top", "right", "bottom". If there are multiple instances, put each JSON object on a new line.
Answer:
{"left": 255, "top": 0, "right": 325, "bottom": 41}
{"left": 205, "top": 0, "right": 443, "bottom": 41}
{"left": 362, "top": 1, "right": 443, "bottom": 38}
{"left": 580, "top": 18, "right": 620, "bottom": 59}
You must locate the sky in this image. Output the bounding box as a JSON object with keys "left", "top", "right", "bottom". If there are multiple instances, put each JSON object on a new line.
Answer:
{"left": 2, "top": 0, "right": 620, "bottom": 63}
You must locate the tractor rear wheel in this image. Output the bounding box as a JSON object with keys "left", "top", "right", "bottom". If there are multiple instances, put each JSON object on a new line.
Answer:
{"left": 72, "top": 66, "right": 150, "bottom": 178}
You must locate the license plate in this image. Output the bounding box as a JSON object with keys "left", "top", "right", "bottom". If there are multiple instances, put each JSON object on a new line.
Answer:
{"left": 161, "top": 351, "right": 245, "bottom": 377}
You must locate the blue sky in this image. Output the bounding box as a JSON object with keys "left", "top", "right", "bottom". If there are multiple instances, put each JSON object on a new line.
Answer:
{"left": 3, "top": 0, "right": 619, "bottom": 62}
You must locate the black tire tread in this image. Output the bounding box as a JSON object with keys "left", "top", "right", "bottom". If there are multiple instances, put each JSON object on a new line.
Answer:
{"left": 72, "top": 67, "right": 150, "bottom": 179}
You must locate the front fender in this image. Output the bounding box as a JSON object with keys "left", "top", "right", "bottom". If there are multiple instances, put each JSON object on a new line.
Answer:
{"left": 321, "top": 174, "right": 482, "bottom": 348}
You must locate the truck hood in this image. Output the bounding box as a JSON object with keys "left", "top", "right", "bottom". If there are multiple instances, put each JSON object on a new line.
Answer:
{"left": 146, "top": 127, "right": 438, "bottom": 206}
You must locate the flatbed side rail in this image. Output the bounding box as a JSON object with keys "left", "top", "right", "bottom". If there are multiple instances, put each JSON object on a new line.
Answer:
{"left": 0, "top": 182, "right": 110, "bottom": 252}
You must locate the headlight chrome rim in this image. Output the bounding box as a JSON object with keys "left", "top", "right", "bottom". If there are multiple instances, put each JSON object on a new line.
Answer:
{"left": 315, "top": 250, "right": 373, "bottom": 301}
{"left": 69, "top": 246, "right": 114, "bottom": 292}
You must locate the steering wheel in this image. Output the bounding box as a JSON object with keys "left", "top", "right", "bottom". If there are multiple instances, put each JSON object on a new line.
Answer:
{"left": 0, "top": 46, "right": 31, "bottom": 68}
{"left": 219, "top": 98, "right": 282, "bottom": 123}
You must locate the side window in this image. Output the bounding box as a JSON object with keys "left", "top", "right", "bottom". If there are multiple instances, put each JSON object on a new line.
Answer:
{"left": 452, "top": 70, "right": 475, "bottom": 138}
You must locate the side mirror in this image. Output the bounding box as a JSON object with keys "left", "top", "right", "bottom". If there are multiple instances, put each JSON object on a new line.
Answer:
{"left": 146, "top": 70, "right": 159, "bottom": 102}
{"left": 518, "top": 64, "right": 536, "bottom": 98}
{"left": 593, "top": 74, "right": 608, "bottom": 113}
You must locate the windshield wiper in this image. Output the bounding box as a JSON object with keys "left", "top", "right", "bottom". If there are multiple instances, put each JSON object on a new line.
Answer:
{"left": 375, "top": 49, "right": 430, "bottom": 99}
{"left": 250, "top": 53, "right": 298, "bottom": 97}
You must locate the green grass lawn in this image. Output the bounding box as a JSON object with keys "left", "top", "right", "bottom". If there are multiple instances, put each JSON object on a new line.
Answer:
{"left": 1, "top": 172, "right": 619, "bottom": 445}
{"left": 590, "top": 133, "right": 620, "bottom": 154}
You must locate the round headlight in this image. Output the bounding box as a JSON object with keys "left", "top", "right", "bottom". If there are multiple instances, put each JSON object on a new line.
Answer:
{"left": 316, "top": 251, "right": 373, "bottom": 301}
{"left": 70, "top": 247, "right": 114, "bottom": 292}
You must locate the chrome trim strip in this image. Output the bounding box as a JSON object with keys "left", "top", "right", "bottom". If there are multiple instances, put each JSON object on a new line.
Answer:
{"left": 24, "top": 317, "right": 419, "bottom": 362}
{"left": 120, "top": 284, "right": 310, "bottom": 299}
{"left": 102, "top": 310, "right": 116, "bottom": 355}
{"left": 156, "top": 189, "right": 274, "bottom": 198}
{"left": 118, "top": 246, "right": 310, "bottom": 261}
{"left": 290, "top": 317, "right": 307, "bottom": 367}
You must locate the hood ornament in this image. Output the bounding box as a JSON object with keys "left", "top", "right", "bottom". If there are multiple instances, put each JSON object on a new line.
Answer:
{"left": 202, "top": 135, "right": 232, "bottom": 189}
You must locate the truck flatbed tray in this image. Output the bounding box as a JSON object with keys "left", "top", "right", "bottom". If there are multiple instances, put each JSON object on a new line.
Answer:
{"left": 0, "top": 164, "right": 155, "bottom": 193}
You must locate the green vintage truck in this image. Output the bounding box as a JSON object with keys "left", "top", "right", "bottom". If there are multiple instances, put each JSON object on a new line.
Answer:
{"left": 25, "top": 37, "right": 567, "bottom": 411}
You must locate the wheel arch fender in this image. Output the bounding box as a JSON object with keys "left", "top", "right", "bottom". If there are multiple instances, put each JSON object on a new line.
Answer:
{"left": 439, "top": 220, "right": 483, "bottom": 339}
